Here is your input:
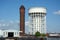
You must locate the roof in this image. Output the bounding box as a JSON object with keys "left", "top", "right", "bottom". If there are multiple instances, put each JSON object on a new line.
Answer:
{"left": 20, "top": 5, "right": 25, "bottom": 9}
{"left": 29, "top": 7, "right": 46, "bottom": 13}
{"left": 0, "top": 29, "right": 22, "bottom": 32}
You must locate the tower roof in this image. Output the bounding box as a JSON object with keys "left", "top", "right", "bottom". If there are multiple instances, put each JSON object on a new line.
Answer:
{"left": 29, "top": 7, "right": 46, "bottom": 13}
{"left": 20, "top": 5, "right": 25, "bottom": 9}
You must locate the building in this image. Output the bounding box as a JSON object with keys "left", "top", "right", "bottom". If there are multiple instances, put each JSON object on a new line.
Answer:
{"left": 0, "top": 30, "right": 22, "bottom": 37}
{"left": 29, "top": 7, "right": 47, "bottom": 35}
{"left": 47, "top": 33, "right": 60, "bottom": 37}
{"left": 20, "top": 5, "right": 25, "bottom": 36}
{"left": 0, "top": 5, "right": 25, "bottom": 38}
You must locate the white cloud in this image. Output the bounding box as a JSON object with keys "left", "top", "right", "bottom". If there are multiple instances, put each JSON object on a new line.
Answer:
{"left": 2, "top": 24, "right": 6, "bottom": 26}
{"left": 16, "top": 20, "right": 19, "bottom": 23}
{"left": 0, "top": 20, "right": 20, "bottom": 29}
{"left": 6, "top": 24, "right": 9, "bottom": 26}
{"left": 0, "top": 20, "right": 29, "bottom": 31}
{"left": 9, "top": 20, "right": 14, "bottom": 24}
{"left": 25, "top": 21, "right": 29, "bottom": 26}
{"left": 25, "top": 21, "right": 29, "bottom": 34}
{"left": 0, "top": 24, "right": 2, "bottom": 27}
{"left": 54, "top": 10, "right": 60, "bottom": 15}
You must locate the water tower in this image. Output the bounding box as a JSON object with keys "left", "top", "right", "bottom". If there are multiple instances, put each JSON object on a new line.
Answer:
{"left": 29, "top": 7, "right": 47, "bottom": 35}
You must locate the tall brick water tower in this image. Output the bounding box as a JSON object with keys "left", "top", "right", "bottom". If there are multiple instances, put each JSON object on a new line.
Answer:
{"left": 19, "top": 5, "right": 25, "bottom": 36}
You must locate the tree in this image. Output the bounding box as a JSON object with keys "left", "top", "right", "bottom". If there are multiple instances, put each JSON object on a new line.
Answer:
{"left": 41, "top": 34, "right": 46, "bottom": 37}
{"left": 35, "top": 31, "right": 40, "bottom": 37}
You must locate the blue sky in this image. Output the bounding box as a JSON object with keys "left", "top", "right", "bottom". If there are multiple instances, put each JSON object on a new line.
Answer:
{"left": 0, "top": 0, "right": 60, "bottom": 33}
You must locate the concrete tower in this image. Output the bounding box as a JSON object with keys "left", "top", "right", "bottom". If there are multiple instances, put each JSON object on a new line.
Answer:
{"left": 20, "top": 5, "right": 25, "bottom": 36}
{"left": 29, "top": 7, "right": 47, "bottom": 35}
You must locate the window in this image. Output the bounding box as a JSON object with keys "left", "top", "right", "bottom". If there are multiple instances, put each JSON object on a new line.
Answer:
{"left": 15, "top": 32, "right": 16, "bottom": 35}
{"left": 3, "top": 32, "right": 5, "bottom": 36}
{"left": 6, "top": 32, "right": 7, "bottom": 35}
{"left": 17, "top": 32, "right": 18, "bottom": 35}
{"left": 8, "top": 32, "right": 14, "bottom": 37}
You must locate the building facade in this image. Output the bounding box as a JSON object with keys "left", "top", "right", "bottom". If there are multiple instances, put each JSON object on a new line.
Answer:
{"left": 0, "top": 30, "right": 21, "bottom": 37}
{"left": 29, "top": 7, "right": 47, "bottom": 35}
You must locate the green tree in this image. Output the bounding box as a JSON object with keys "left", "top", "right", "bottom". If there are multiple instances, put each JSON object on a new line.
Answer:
{"left": 35, "top": 31, "right": 40, "bottom": 37}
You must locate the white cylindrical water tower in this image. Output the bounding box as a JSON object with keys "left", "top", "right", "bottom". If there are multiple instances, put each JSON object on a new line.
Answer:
{"left": 29, "top": 7, "right": 47, "bottom": 35}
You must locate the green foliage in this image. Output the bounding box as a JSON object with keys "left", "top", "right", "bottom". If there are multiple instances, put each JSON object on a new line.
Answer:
{"left": 41, "top": 34, "right": 46, "bottom": 37}
{"left": 35, "top": 31, "right": 46, "bottom": 37}
{"left": 35, "top": 31, "right": 40, "bottom": 37}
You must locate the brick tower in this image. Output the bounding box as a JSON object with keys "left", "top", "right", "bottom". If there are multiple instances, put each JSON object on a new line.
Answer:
{"left": 19, "top": 5, "right": 25, "bottom": 36}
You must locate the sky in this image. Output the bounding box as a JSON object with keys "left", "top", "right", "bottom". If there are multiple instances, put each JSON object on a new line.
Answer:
{"left": 0, "top": 0, "right": 60, "bottom": 34}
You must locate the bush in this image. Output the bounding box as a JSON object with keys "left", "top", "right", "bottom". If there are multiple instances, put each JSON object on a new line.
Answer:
{"left": 35, "top": 31, "right": 40, "bottom": 37}
{"left": 41, "top": 34, "right": 46, "bottom": 37}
